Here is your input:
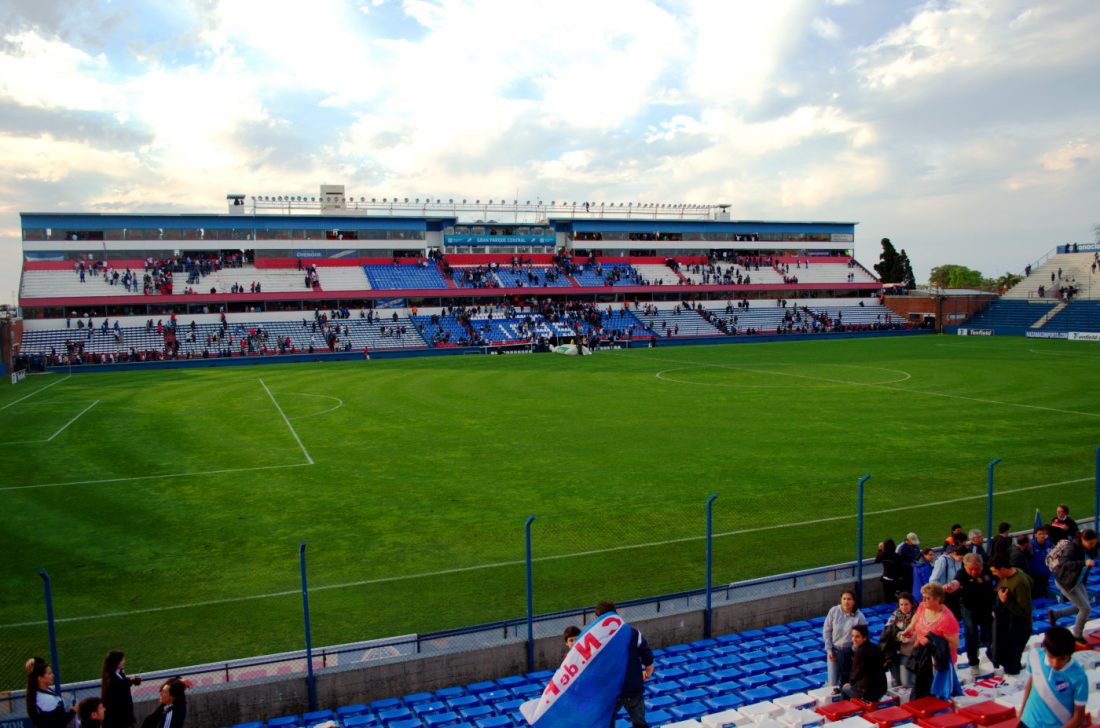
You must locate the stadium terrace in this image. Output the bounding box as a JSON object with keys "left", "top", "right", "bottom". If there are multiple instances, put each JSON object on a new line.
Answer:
{"left": 11, "top": 185, "right": 918, "bottom": 371}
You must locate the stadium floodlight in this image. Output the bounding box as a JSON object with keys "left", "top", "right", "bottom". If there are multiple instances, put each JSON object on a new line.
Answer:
{"left": 404, "top": 197, "right": 409, "bottom": 203}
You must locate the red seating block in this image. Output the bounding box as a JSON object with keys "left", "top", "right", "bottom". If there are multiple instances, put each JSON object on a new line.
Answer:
{"left": 983, "top": 719, "right": 1019, "bottom": 728}
{"left": 864, "top": 706, "right": 915, "bottom": 728}
{"left": 903, "top": 697, "right": 953, "bottom": 719}
{"left": 816, "top": 700, "right": 865, "bottom": 722}
{"left": 856, "top": 697, "right": 900, "bottom": 712}
{"left": 917, "top": 714, "right": 974, "bottom": 728}
{"left": 957, "top": 701, "right": 1016, "bottom": 726}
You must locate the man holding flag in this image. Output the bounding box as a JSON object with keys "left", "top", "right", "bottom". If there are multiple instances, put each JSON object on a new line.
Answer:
{"left": 521, "top": 600, "right": 654, "bottom": 728}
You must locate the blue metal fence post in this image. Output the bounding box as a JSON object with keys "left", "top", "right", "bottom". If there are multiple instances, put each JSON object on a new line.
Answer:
{"left": 525, "top": 515, "right": 536, "bottom": 673}
{"left": 856, "top": 475, "right": 870, "bottom": 605}
{"left": 1095, "top": 446, "right": 1099, "bottom": 531}
{"left": 705, "top": 494, "right": 718, "bottom": 639}
{"left": 38, "top": 569, "right": 62, "bottom": 694}
{"left": 299, "top": 541, "right": 317, "bottom": 711}
{"left": 987, "top": 457, "right": 1002, "bottom": 543}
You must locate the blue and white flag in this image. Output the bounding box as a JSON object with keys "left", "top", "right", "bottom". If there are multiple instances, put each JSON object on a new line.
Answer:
{"left": 521, "top": 612, "right": 632, "bottom": 727}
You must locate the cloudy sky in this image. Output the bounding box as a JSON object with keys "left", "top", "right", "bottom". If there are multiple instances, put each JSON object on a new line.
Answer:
{"left": 1, "top": 0, "right": 1098, "bottom": 303}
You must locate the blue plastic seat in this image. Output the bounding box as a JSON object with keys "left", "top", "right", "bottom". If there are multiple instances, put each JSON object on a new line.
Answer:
{"left": 466, "top": 681, "right": 497, "bottom": 695}
{"left": 680, "top": 674, "right": 714, "bottom": 689}
{"left": 445, "top": 695, "right": 480, "bottom": 710}
{"left": 371, "top": 698, "right": 403, "bottom": 712}
{"left": 231, "top": 722, "right": 264, "bottom": 728}
{"left": 474, "top": 717, "right": 512, "bottom": 728}
{"left": 423, "top": 711, "right": 460, "bottom": 726}
{"left": 342, "top": 716, "right": 377, "bottom": 728}
{"left": 267, "top": 717, "right": 299, "bottom": 728}
{"left": 742, "top": 685, "right": 780, "bottom": 702}
{"left": 337, "top": 704, "right": 369, "bottom": 718}
{"left": 458, "top": 706, "right": 494, "bottom": 721}
{"left": 669, "top": 701, "right": 709, "bottom": 720}
{"left": 377, "top": 707, "right": 414, "bottom": 723}
{"left": 706, "top": 693, "right": 745, "bottom": 711}
{"left": 412, "top": 701, "right": 448, "bottom": 716}
{"left": 301, "top": 710, "right": 334, "bottom": 724}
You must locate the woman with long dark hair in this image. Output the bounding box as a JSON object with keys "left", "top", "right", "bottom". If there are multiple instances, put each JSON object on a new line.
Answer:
{"left": 25, "top": 657, "right": 74, "bottom": 728}
{"left": 101, "top": 650, "right": 142, "bottom": 728}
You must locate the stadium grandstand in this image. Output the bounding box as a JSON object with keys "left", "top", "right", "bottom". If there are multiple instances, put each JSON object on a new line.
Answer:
{"left": 9, "top": 185, "right": 921, "bottom": 372}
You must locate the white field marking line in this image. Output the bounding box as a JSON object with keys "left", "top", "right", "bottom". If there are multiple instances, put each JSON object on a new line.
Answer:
{"left": 655, "top": 364, "right": 912, "bottom": 388}
{"left": 0, "top": 474, "right": 1086, "bottom": 629}
{"left": 0, "top": 374, "right": 70, "bottom": 411}
{"left": 0, "top": 400, "right": 101, "bottom": 446}
{"left": 623, "top": 351, "right": 1100, "bottom": 419}
{"left": 259, "top": 379, "right": 314, "bottom": 465}
{"left": 45, "top": 399, "right": 99, "bottom": 441}
{"left": 287, "top": 392, "right": 345, "bottom": 420}
{"left": 1029, "top": 349, "right": 1100, "bottom": 360}
{"left": 0, "top": 462, "right": 311, "bottom": 493}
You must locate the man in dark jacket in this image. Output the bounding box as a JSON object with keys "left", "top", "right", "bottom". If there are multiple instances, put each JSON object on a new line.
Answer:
{"left": 595, "top": 601, "right": 654, "bottom": 728}
{"left": 956, "top": 553, "right": 994, "bottom": 678}
{"left": 1049, "top": 529, "right": 1098, "bottom": 644}
{"left": 843, "top": 625, "right": 887, "bottom": 702}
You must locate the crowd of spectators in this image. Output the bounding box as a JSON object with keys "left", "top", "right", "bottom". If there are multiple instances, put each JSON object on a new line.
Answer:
{"left": 831, "top": 503, "right": 1099, "bottom": 711}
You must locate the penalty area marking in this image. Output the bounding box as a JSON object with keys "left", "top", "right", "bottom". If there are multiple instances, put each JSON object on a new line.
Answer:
{"left": 0, "top": 374, "right": 70, "bottom": 411}
{"left": 287, "top": 393, "right": 345, "bottom": 420}
{"left": 259, "top": 379, "right": 314, "bottom": 465}
{"left": 0, "top": 462, "right": 312, "bottom": 493}
{"left": 0, "top": 474, "right": 1087, "bottom": 629}
{"left": 0, "top": 400, "right": 101, "bottom": 445}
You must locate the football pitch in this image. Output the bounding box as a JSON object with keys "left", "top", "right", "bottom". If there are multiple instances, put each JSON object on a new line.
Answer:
{"left": 2, "top": 334, "right": 1098, "bottom": 688}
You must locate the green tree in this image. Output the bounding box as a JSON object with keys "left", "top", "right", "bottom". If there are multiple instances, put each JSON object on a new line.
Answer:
{"left": 996, "top": 272, "right": 1023, "bottom": 291}
{"left": 929, "top": 264, "right": 984, "bottom": 289}
{"left": 898, "top": 249, "right": 916, "bottom": 290}
{"left": 874, "top": 238, "right": 901, "bottom": 282}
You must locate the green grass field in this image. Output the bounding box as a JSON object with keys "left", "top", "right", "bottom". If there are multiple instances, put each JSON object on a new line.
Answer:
{"left": 2, "top": 334, "right": 1098, "bottom": 689}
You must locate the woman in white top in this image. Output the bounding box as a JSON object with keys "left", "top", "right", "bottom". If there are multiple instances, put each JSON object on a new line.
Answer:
{"left": 25, "top": 656, "right": 74, "bottom": 728}
{"left": 822, "top": 590, "right": 868, "bottom": 690}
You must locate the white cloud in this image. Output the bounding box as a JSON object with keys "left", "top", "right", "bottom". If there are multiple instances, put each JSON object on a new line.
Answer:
{"left": 812, "top": 17, "right": 842, "bottom": 40}
{"left": 0, "top": 30, "right": 122, "bottom": 110}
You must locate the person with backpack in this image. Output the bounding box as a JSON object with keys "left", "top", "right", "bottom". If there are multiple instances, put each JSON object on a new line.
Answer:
{"left": 1047, "top": 528, "right": 1099, "bottom": 645}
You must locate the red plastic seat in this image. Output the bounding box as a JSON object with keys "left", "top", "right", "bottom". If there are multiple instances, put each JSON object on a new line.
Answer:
{"left": 983, "top": 719, "right": 1019, "bottom": 728}
{"left": 902, "top": 697, "right": 953, "bottom": 719}
{"left": 864, "top": 706, "right": 915, "bottom": 728}
{"left": 957, "top": 701, "right": 1016, "bottom": 726}
{"left": 855, "top": 697, "right": 900, "bottom": 712}
{"left": 917, "top": 713, "right": 974, "bottom": 728}
{"left": 816, "top": 700, "right": 865, "bottom": 722}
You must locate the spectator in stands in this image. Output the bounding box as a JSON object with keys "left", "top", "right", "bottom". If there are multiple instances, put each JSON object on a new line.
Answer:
{"left": 78, "top": 698, "right": 105, "bottom": 728}
{"left": 900, "top": 582, "right": 960, "bottom": 699}
{"left": 967, "top": 529, "right": 988, "bottom": 560}
{"left": 876, "top": 538, "right": 906, "bottom": 603}
{"left": 1018, "top": 627, "right": 1089, "bottom": 728}
{"left": 913, "top": 548, "right": 936, "bottom": 603}
{"left": 562, "top": 625, "right": 580, "bottom": 661}
{"left": 842, "top": 624, "right": 887, "bottom": 702}
{"left": 989, "top": 522, "right": 1013, "bottom": 561}
{"left": 101, "top": 650, "right": 141, "bottom": 728}
{"left": 594, "top": 601, "right": 652, "bottom": 728}
{"left": 1029, "top": 526, "right": 1052, "bottom": 599}
{"left": 25, "top": 656, "right": 75, "bottom": 727}
{"left": 881, "top": 592, "right": 916, "bottom": 688}
{"left": 1048, "top": 528, "right": 1099, "bottom": 645}
{"left": 1012, "top": 534, "right": 1033, "bottom": 574}
{"left": 943, "top": 524, "right": 967, "bottom": 550}
{"left": 955, "top": 553, "right": 994, "bottom": 678}
{"left": 140, "top": 678, "right": 187, "bottom": 728}
{"left": 823, "top": 590, "right": 867, "bottom": 692}
{"left": 989, "top": 553, "right": 1032, "bottom": 676}
{"left": 1048, "top": 504, "right": 1079, "bottom": 545}
{"left": 930, "top": 544, "right": 967, "bottom": 618}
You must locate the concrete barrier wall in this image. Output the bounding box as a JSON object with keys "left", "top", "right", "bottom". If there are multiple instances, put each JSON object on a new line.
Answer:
{"left": 137, "top": 575, "right": 868, "bottom": 727}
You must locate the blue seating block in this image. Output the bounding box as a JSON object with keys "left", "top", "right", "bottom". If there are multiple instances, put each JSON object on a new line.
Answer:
{"left": 232, "top": 723, "right": 264, "bottom": 728}
{"left": 377, "top": 707, "right": 414, "bottom": 723}
{"left": 423, "top": 711, "right": 460, "bottom": 726}
{"left": 646, "top": 695, "right": 677, "bottom": 710}
{"left": 678, "top": 688, "right": 709, "bottom": 702}
{"left": 775, "top": 677, "right": 814, "bottom": 693}
{"left": 337, "top": 704, "right": 368, "bottom": 718}
{"left": 769, "top": 655, "right": 800, "bottom": 669}
{"left": 435, "top": 687, "right": 466, "bottom": 700}
{"left": 404, "top": 692, "right": 435, "bottom": 706}
{"left": 680, "top": 674, "right": 714, "bottom": 689}
{"left": 742, "top": 685, "right": 780, "bottom": 702}
{"left": 302, "top": 710, "right": 334, "bottom": 724}
{"left": 669, "top": 701, "right": 709, "bottom": 720}
{"left": 495, "top": 676, "right": 527, "bottom": 689}
{"left": 706, "top": 693, "right": 745, "bottom": 711}
{"left": 741, "top": 673, "right": 776, "bottom": 689}
{"left": 388, "top": 721, "right": 423, "bottom": 728}
{"left": 266, "top": 717, "right": 298, "bottom": 728}
{"left": 458, "top": 706, "right": 494, "bottom": 721}
{"left": 445, "top": 696, "right": 480, "bottom": 710}
{"left": 371, "top": 698, "right": 403, "bottom": 712}
{"left": 342, "top": 717, "right": 378, "bottom": 728}
{"left": 466, "top": 681, "right": 497, "bottom": 694}
{"left": 412, "top": 702, "right": 448, "bottom": 716}
{"left": 647, "top": 709, "right": 673, "bottom": 725}
{"left": 474, "top": 717, "right": 512, "bottom": 728}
